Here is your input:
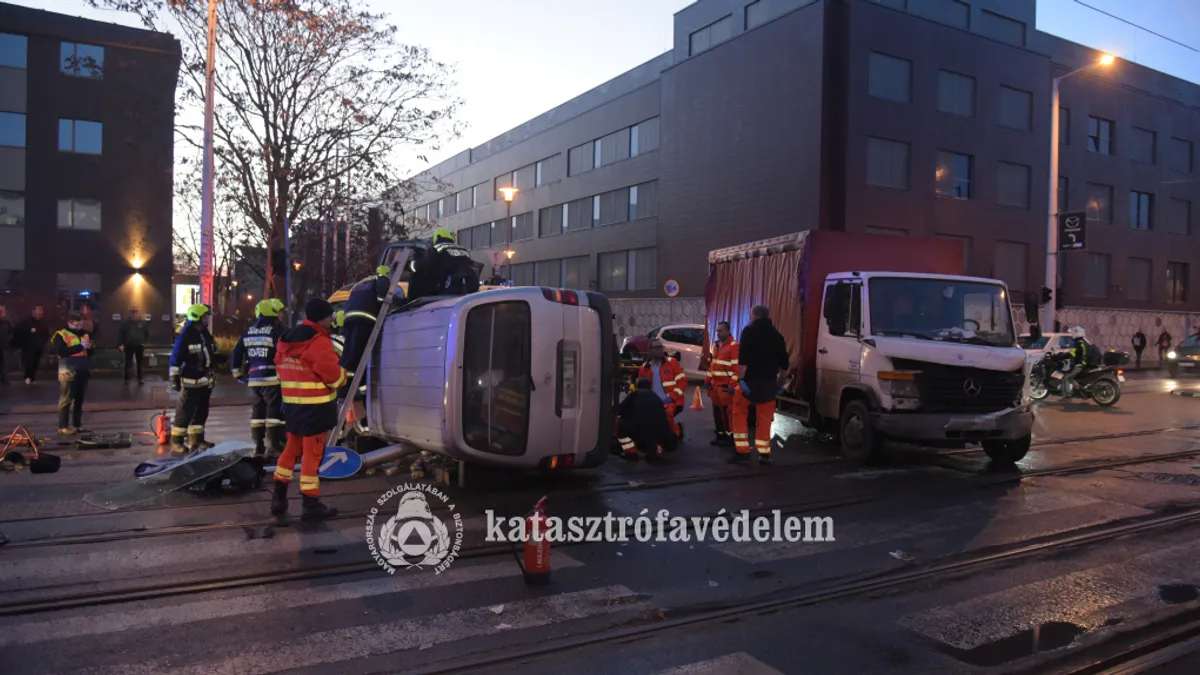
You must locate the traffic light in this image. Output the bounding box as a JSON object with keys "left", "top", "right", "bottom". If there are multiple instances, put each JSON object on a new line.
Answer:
{"left": 1041, "top": 286, "right": 1053, "bottom": 305}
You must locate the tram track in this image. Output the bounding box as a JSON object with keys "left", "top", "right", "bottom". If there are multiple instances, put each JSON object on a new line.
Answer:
{"left": 4, "top": 444, "right": 1200, "bottom": 617}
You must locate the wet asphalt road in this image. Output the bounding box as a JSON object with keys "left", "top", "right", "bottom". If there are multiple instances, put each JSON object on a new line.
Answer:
{"left": 1, "top": 374, "right": 1199, "bottom": 674}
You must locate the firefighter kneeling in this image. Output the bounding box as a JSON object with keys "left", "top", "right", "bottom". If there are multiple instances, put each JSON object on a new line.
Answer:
{"left": 614, "top": 377, "right": 676, "bottom": 461}
{"left": 637, "top": 339, "right": 685, "bottom": 439}
{"left": 271, "top": 298, "right": 347, "bottom": 521}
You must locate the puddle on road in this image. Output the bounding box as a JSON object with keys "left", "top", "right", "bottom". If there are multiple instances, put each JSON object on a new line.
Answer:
{"left": 941, "top": 621, "right": 1086, "bottom": 667}
{"left": 1158, "top": 584, "right": 1200, "bottom": 604}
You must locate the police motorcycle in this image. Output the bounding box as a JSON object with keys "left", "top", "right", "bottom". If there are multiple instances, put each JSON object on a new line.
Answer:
{"left": 1029, "top": 345, "right": 1125, "bottom": 407}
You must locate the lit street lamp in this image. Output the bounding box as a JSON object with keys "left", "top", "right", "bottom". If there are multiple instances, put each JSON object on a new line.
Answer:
{"left": 499, "top": 186, "right": 518, "bottom": 281}
{"left": 1044, "top": 52, "right": 1115, "bottom": 331}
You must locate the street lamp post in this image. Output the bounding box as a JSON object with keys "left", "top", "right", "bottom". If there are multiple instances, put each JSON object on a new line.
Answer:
{"left": 499, "top": 187, "right": 518, "bottom": 282}
{"left": 1044, "top": 53, "right": 1115, "bottom": 331}
{"left": 198, "top": 0, "right": 218, "bottom": 307}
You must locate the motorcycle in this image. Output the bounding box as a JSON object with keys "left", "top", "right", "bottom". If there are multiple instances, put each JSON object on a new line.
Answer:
{"left": 1029, "top": 352, "right": 1124, "bottom": 406}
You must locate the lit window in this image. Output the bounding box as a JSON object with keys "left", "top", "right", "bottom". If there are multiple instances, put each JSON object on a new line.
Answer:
{"left": 57, "top": 199, "right": 102, "bottom": 230}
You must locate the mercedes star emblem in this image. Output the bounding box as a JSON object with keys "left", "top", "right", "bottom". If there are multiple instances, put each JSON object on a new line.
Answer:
{"left": 962, "top": 378, "right": 982, "bottom": 397}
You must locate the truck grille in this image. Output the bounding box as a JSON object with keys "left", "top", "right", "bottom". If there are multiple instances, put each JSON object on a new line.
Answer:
{"left": 892, "top": 358, "right": 1024, "bottom": 413}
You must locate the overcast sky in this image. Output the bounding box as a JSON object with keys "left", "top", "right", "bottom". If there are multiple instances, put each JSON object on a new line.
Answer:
{"left": 11, "top": 0, "right": 1200, "bottom": 173}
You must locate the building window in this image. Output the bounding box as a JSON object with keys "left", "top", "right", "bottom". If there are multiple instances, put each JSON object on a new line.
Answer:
{"left": 60, "top": 42, "right": 104, "bottom": 78}
{"left": 1170, "top": 137, "right": 1194, "bottom": 173}
{"left": 689, "top": 15, "right": 733, "bottom": 56}
{"left": 57, "top": 199, "right": 102, "bottom": 230}
{"left": 997, "top": 86, "right": 1032, "bottom": 131}
{"left": 437, "top": 199, "right": 445, "bottom": 218}
{"left": 598, "top": 251, "right": 628, "bottom": 292}
{"left": 562, "top": 255, "right": 590, "bottom": 289}
{"left": 456, "top": 190, "right": 471, "bottom": 213}
{"left": 979, "top": 9, "right": 1026, "bottom": 46}
{"left": 1129, "top": 190, "right": 1153, "bottom": 230}
{"left": 993, "top": 241, "right": 1029, "bottom": 293}
{"left": 1166, "top": 262, "right": 1189, "bottom": 304}
{"left": 470, "top": 223, "right": 490, "bottom": 250}
{"left": 632, "top": 180, "right": 657, "bottom": 219}
{"left": 996, "top": 161, "right": 1030, "bottom": 208}
{"left": 592, "top": 195, "right": 601, "bottom": 227}
{"left": 868, "top": 52, "right": 911, "bottom": 103}
{"left": 58, "top": 119, "right": 102, "bottom": 154}
{"left": 1059, "top": 108, "right": 1069, "bottom": 144}
{"left": 568, "top": 142, "right": 592, "bottom": 176}
{"left": 0, "top": 112, "right": 25, "bottom": 148}
{"left": 511, "top": 212, "right": 535, "bottom": 242}
{"left": 1127, "top": 257, "right": 1151, "bottom": 302}
{"left": 535, "top": 259, "right": 562, "bottom": 287}
{"left": 746, "top": 0, "right": 769, "bottom": 29}
{"left": 535, "top": 160, "right": 545, "bottom": 187}
{"left": 1083, "top": 253, "right": 1110, "bottom": 299}
{"left": 1088, "top": 116, "right": 1114, "bottom": 155}
{"left": 629, "top": 185, "right": 639, "bottom": 220}
{"left": 630, "top": 248, "right": 656, "bottom": 291}
{"left": 510, "top": 262, "right": 534, "bottom": 287}
{"left": 630, "top": 118, "right": 659, "bottom": 156}
{"left": 592, "top": 140, "right": 601, "bottom": 169}
{"left": 936, "top": 71, "right": 975, "bottom": 117}
{"left": 1085, "top": 182, "right": 1113, "bottom": 223}
{"left": 513, "top": 164, "right": 535, "bottom": 191}
{"left": 910, "top": 0, "right": 969, "bottom": 29}
{"left": 0, "top": 33, "right": 27, "bottom": 69}
{"left": 935, "top": 151, "right": 972, "bottom": 199}
{"left": 1168, "top": 198, "right": 1191, "bottom": 236}
{"left": 0, "top": 190, "right": 23, "bottom": 226}
{"left": 1058, "top": 176, "right": 1068, "bottom": 212}
{"left": 1130, "top": 127, "right": 1156, "bottom": 164}
{"left": 538, "top": 205, "right": 564, "bottom": 237}
{"left": 866, "top": 137, "right": 909, "bottom": 190}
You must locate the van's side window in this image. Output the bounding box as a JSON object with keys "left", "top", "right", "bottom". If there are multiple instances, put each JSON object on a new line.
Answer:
{"left": 462, "top": 301, "right": 532, "bottom": 455}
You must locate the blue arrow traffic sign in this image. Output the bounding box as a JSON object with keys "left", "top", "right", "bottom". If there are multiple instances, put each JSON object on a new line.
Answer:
{"left": 266, "top": 448, "right": 364, "bottom": 480}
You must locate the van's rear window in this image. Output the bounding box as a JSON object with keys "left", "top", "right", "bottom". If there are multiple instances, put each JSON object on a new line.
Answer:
{"left": 462, "top": 301, "right": 532, "bottom": 455}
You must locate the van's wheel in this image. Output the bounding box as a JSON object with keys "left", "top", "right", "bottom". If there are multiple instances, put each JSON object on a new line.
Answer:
{"left": 982, "top": 435, "right": 1031, "bottom": 464}
{"left": 839, "top": 399, "right": 882, "bottom": 462}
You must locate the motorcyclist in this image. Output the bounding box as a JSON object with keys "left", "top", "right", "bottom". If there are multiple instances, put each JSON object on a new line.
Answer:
{"left": 1061, "top": 325, "right": 1094, "bottom": 398}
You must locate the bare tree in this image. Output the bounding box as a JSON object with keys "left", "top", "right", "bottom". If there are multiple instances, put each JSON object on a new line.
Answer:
{"left": 91, "top": 0, "right": 462, "bottom": 297}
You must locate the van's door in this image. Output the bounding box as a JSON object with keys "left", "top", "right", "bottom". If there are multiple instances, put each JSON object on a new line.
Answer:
{"left": 460, "top": 298, "right": 561, "bottom": 456}
{"left": 816, "top": 280, "right": 863, "bottom": 419}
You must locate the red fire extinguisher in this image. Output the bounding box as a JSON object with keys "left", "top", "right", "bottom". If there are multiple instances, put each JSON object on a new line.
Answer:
{"left": 521, "top": 496, "right": 551, "bottom": 585}
{"left": 154, "top": 410, "right": 170, "bottom": 446}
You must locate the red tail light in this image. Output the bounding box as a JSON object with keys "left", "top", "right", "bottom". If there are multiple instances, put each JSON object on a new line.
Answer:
{"left": 539, "top": 287, "right": 579, "bottom": 305}
{"left": 1117, "top": 369, "right": 1124, "bottom": 375}
{"left": 538, "top": 453, "right": 576, "bottom": 469}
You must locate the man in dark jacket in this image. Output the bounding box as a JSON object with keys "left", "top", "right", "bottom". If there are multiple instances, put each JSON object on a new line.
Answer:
{"left": 14, "top": 306, "right": 49, "bottom": 385}
{"left": 408, "top": 228, "right": 480, "bottom": 300}
{"left": 118, "top": 308, "right": 149, "bottom": 385}
{"left": 169, "top": 304, "right": 219, "bottom": 454}
{"left": 232, "top": 299, "right": 287, "bottom": 459}
{"left": 1131, "top": 330, "right": 1147, "bottom": 368}
{"left": 614, "top": 377, "right": 675, "bottom": 461}
{"left": 52, "top": 312, "right": 93, "bottom": 435}
{"left": 730, "top": 305, "right": 789, "bottom": 464}
{"left": 271, "top": 298, "right": 347, "bottom": 521}
{"left": 0, "top": 305, "right": 11, "bottom": 385}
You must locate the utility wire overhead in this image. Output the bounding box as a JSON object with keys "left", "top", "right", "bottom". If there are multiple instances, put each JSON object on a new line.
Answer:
{"left": 1072, "top": 0, "right": 1199, "bottom": 52}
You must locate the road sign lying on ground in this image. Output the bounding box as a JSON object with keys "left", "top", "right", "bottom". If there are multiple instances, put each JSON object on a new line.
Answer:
{"left": 83, "top": 441, "right": 254, "bottom": 511}
{"left": 265, "top": 447, "right": 363, "bottom": 480}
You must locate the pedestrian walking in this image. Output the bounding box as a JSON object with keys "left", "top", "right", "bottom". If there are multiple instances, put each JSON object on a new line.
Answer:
{"left": 730, "top": 305, "right": 789, "bottom": 465}
{"left": 168, "top": 304, "right": 218, "bottom": 455}
{"left": 79, "top": 303, "right": 97, "bottom": 340}
{"left": 118, "top": 308, "right": 149, "bottom": 385}
{"left": 53, "top": 312, "right": 93, "bottom": 435}
{"left": 1131, "top": 329, "right": 1147, "bottom": 369}
{"left": 1157, "top": 330, "right": 1172, "bottom": 366}
{"left": 705, "top": 321, "right": 738, "bottom": 447}
{"left": 0, "top": 305, "right": 12, "bottom": 386}
{"left": 271, "top": 298, "right": 346, "bottom": 521}
{"left": 232, "top": 299, "right": 286, "bottom": 459}
{"left": 13, "top": 306, "right": 49, "bottom": 385}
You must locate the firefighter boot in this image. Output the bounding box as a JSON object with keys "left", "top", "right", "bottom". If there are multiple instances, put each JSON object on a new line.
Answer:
{"left": 270, "top": 481, "right": 289, "bottom": 517}
{"left": 170, "top": 434, "right": 189, "bottom": 456}
{"left": 301, "top": 495, "right": 338, "bottom": 522}
{"left": 188, "top": 433, "right": 215, "bottom": 452}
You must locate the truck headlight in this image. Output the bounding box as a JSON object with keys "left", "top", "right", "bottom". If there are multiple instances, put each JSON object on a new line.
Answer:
{"left": 1167, "top": 350, "right": 1177, "bottom": 360}
{"left": 878, "top": 371, "right": 920, "bottom": 399}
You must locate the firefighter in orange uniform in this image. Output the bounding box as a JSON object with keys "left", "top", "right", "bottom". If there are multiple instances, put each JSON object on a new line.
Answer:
{"left": 271, "top": 298, "right": 347, "bottom": 521}
{"left": 705, "top": 321, "right": 738, "bottom": 447}
{"left": 636, "top": 339, "right": 685, "bottom": 441}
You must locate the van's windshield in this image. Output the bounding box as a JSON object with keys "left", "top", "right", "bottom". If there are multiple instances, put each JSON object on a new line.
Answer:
{"left": 869, "top": 277, "right": 1015, "bottom": 347}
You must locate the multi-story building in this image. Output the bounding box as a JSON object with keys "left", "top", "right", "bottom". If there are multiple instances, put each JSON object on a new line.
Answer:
{"left": 0, "top": 2, "right": 180, "bottom": 344}
{"left": 408, "top": 0, "right": 1199, "bottom": 343}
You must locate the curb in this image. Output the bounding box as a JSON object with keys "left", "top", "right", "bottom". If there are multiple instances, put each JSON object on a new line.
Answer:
{"left": 1169, "top": 390, "right": 1200, "bottom": 398}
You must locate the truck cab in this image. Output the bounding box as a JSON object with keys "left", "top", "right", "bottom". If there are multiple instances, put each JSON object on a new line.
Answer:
{"left": 816, "top": 271, "right": 1033, "bottom": 463}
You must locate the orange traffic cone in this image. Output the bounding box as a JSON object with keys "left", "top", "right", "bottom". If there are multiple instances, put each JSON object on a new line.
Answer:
{"left": 690, "top": 386, "right": 705, "bottom": 410}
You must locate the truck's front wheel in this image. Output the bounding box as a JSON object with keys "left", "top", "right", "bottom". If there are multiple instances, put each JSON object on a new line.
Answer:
{"left": 840, "top": 399, "right": 882, "bottom": 462}
{"left": 982, "top": 435, "right": 1031, "bottom": 465}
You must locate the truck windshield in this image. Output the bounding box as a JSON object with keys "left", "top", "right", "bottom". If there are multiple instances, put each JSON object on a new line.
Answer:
{"left": 869, "top": 277, "right": 1015, "bottom": 347}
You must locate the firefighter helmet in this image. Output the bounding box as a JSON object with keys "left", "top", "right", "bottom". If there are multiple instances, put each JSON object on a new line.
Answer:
{"left": 187, "top": 304, "right": 211, "bottom": 322}
{"left": 376, "top": 265, "right": 390, "bottom": 276}
{"left": 433, "top": 227, "right": 455, "bottom": 244}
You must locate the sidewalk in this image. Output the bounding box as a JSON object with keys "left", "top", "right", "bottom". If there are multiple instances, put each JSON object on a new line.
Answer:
{"left": 0, "top": 375, "right": 252, "bottom": 415}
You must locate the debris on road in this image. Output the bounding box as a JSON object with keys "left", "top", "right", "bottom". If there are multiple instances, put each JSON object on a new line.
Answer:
{"left": 889, "top": 550, "right": 914, "bottom": 562}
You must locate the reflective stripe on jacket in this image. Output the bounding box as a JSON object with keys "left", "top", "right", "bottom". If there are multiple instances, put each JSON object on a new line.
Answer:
{"left": 637, "top": 357, "right": 685, "bottom": 407}
{"left": 276, "top": 320, "right": 348, "bottom": 436}
{"left": 343, "top": 274, "right": 390, "bottom": 322}
{"left": 53, "top": 328, "right": 90, "bottom": 373}
{"left": 705, "top": 338, "right": 739, "bottom": 387}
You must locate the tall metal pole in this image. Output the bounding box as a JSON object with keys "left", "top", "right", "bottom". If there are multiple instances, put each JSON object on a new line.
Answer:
{"left": 343, "top": 136, "right": 351, "bottom": 283}
{"left": 505, "top": 200, "right": 512, "bottom": 281}
{"left": 1043, "top": 78, "right": 1061, "bottom": 332}
{"left": 198, "top": 0, "right": 218, "bottom": 306}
